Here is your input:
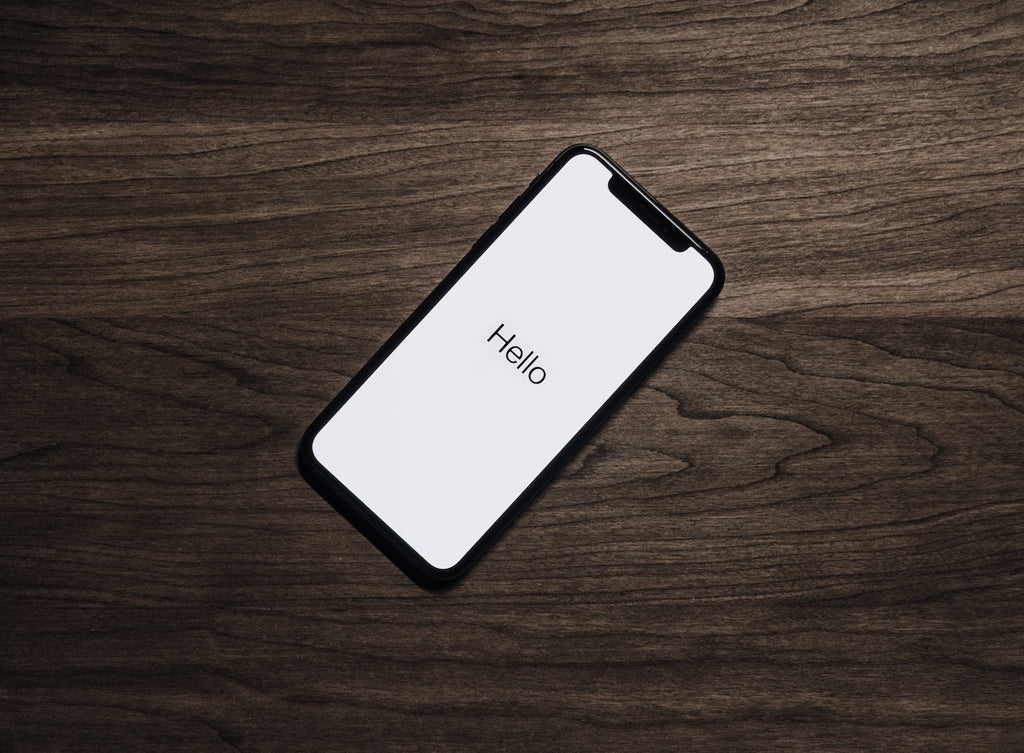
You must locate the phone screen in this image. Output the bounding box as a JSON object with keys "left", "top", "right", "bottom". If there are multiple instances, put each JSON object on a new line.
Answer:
{"left": 310, "top": 151, "right": 718, "bottom": 571}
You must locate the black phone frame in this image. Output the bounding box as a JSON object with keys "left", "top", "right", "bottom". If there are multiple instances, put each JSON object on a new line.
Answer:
{"left": 298, "top": 144, "right": 725, "bottom": 589}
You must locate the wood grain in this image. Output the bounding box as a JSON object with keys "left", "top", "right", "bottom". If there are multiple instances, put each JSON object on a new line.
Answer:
{"left": 2, "top": 1, "right": 1022, "bottom": 751}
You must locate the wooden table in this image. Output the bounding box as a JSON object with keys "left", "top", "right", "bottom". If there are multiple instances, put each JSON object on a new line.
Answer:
{"left": 2, "top": 2, "right": 1022, "bottom": 750}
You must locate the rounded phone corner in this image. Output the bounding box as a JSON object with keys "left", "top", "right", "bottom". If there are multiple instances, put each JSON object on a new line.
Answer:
{"left": 556, "top": 142, "right": 610, "bottom": 162}
{"left": 296, "top": 421, "right": 324, "bottom": 477}
{"left": 406, "top": 560, "right": 472, "bottom": 590}
{"left": 294, "top": 428, "right": 476, "bottom": 591}
{"left": 545, "top": 144, "right": 613, "bottom": 176}
{"left": 695, "top": 238, "right": 726, "bottom": 304}
{"left": 362, "top": 534, "right": 477, "bottom": 591}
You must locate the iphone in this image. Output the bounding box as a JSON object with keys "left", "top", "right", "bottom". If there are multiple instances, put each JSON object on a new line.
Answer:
{"left": 300, "top": 145, "right": 724, "bottom": 587}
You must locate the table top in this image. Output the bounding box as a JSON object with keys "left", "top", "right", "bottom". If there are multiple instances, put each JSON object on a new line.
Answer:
{"left": 2, "top": 2, "right": 1022, "bottom": 750}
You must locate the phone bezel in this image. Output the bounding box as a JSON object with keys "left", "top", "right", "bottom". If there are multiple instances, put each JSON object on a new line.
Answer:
{"left": 298, "top": 144, "right": 725, "bottom": 588}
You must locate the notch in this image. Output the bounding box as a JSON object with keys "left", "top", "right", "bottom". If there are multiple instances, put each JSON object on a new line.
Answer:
{"left": 607, "top": 174, "right": 695, "bottom": 252}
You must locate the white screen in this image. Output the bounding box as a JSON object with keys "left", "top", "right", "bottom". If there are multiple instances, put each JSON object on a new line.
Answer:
{"left": 312, "top": 153, "right": 716, "bottom": 569}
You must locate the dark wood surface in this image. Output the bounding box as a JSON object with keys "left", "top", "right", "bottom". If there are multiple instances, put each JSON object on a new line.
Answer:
{"left": 2, "top": 1, "right": 1023, "bottom": 750}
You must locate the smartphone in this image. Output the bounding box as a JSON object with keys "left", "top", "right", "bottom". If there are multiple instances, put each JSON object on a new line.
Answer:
{"left": 299, "top": 144, "right": 724, "bottom": 587}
